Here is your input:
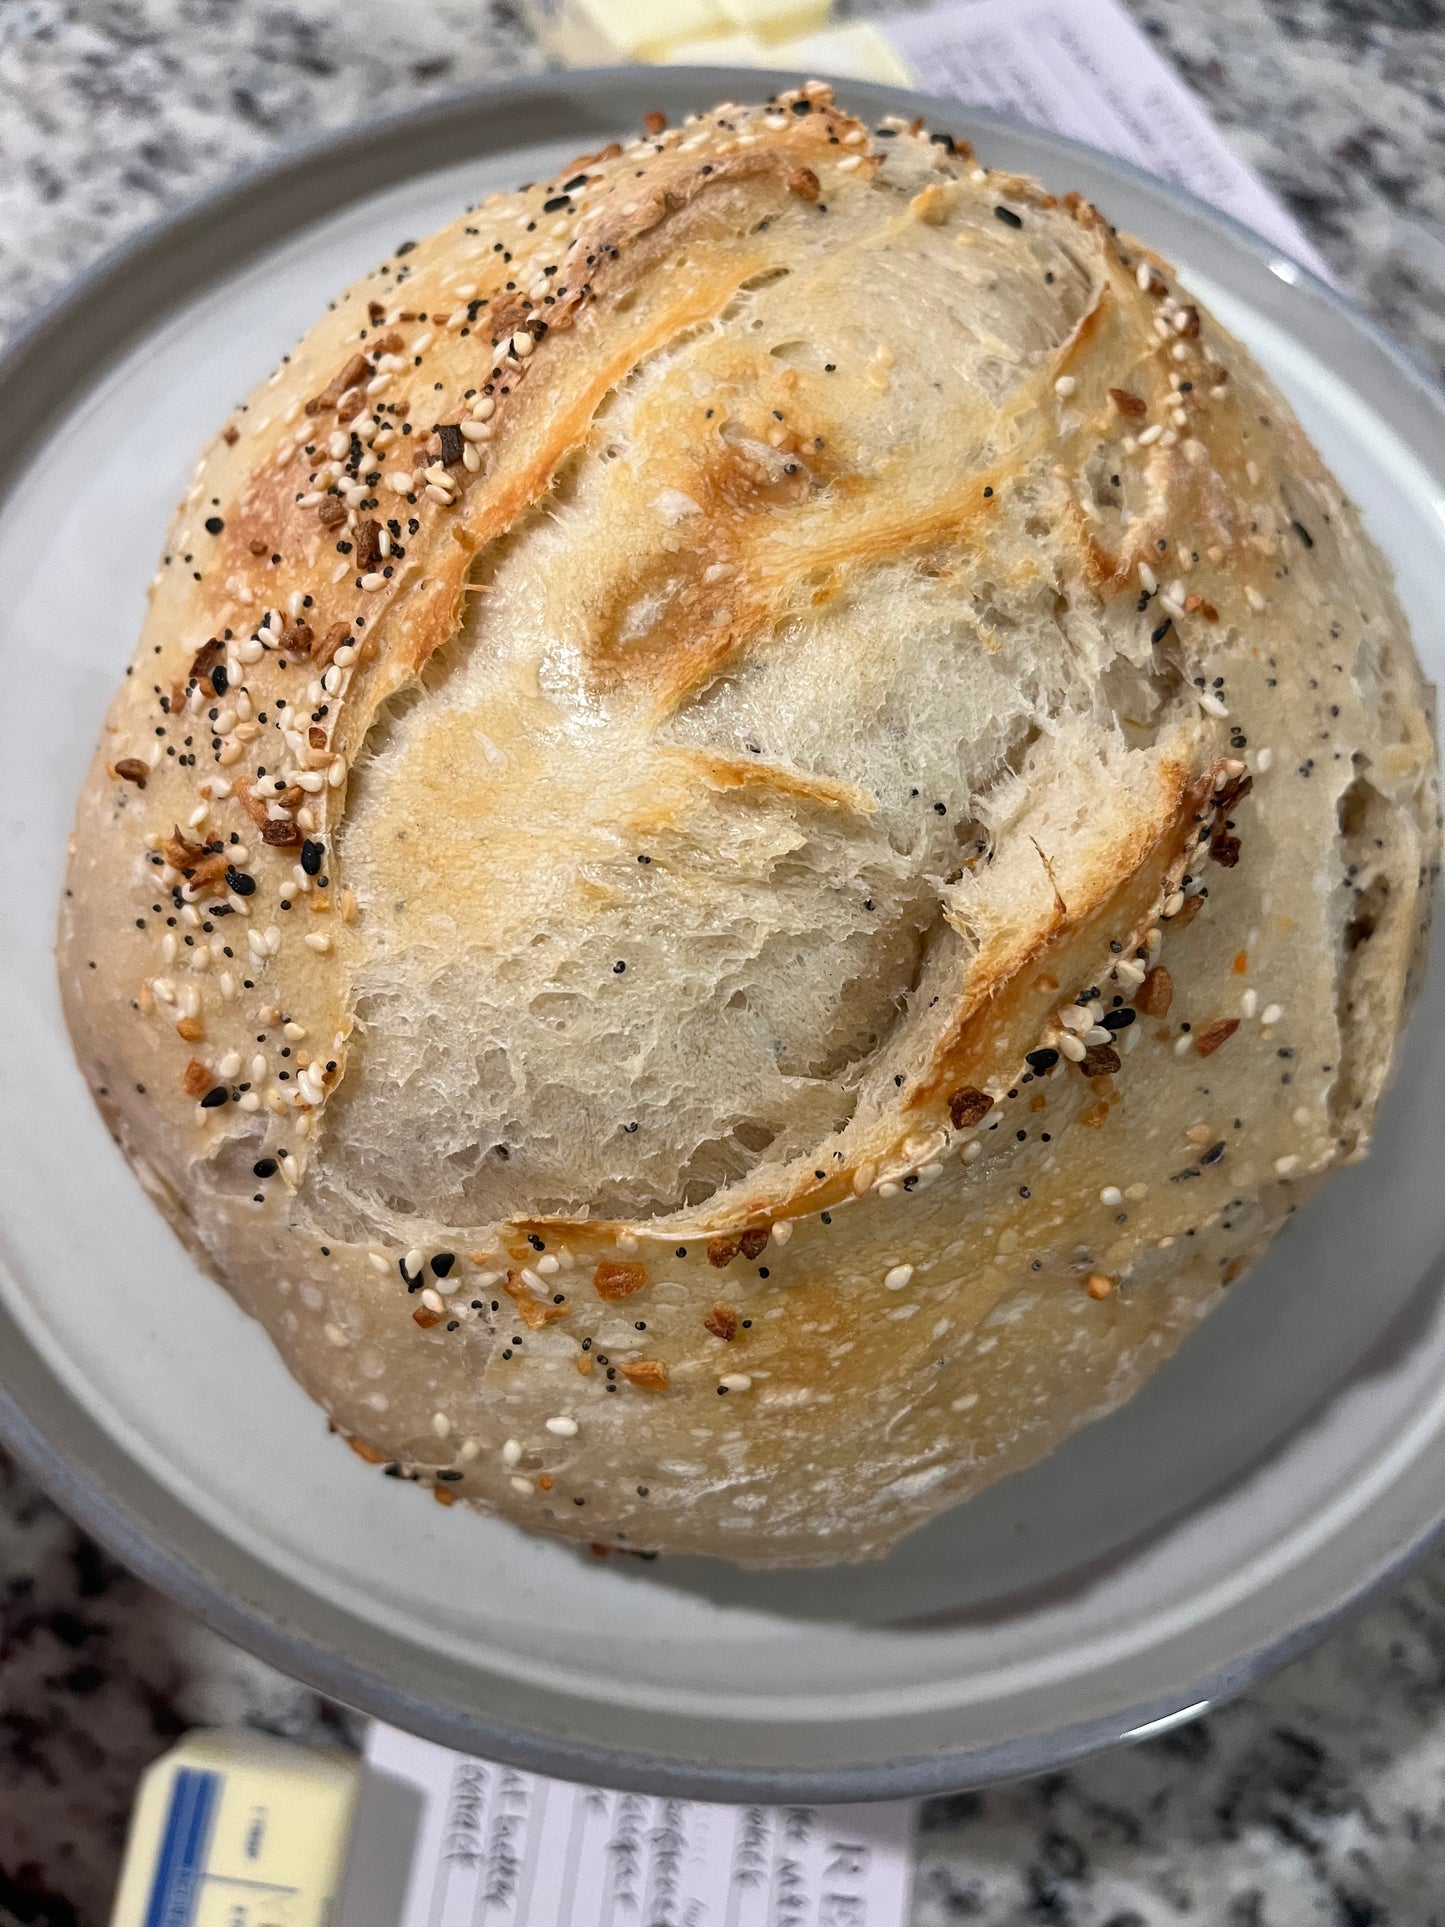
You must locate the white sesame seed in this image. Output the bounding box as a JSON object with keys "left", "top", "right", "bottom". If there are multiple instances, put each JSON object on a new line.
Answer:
{"left": 1241, "top": 989, "right": 1259, "bottom": 1018}
{"left": 852, "top": 1161, "right": 876, "bottom": 1197}
{"left": 368, "top": 1252, "right": 390, "bottom": 1274}
{"left": 432, "top": 1411, "right": 451, "bottom": 1438}
{"left": 359, "top": 572, "right": 385, "bottom": 591}
{"left": 511, "top": 331, "right": 534, "bottom": 358}
{"left": 1245, "top": 585, "right": 1267, "bottom": 612}
{"left": 1138, "top": 562, "right": 1158, "bottom": 593}
{"left": 719, "top": 1374, "right": 752, "bottom": 1393}
{"left": 1198, "top": 692, "right": 1230, "bottom": 720}
{"left": 536, "top": 1253, "right": 560, "bottom": 1275}
{"left": 1100, "top": 1185, "right": 1124, "bottom": 1207}
{"left": 1174, "top": 1033, "right": 1195, "bottom": 1058}
{"left": 883, "top": 1264, "right": 914, "bottom": 1291}
{"left": 502, "top": 1438, "right": 523, "bottom": 1466}
{"left": 1059, "top": 1033, "right": 1087, "bottom": 1062}
{"left": 425, "top": 484, "right": 453, "bottom": 505}
{"left": 770, "top": 1220, "right": 793, "bottom": 1245}
{"left": 304, "top": 932, "right": 332, "bottom": 954}
{"left": 1136, "top": 261, "right": 1153, "bottom": 291}
{"left": 1274, "top": 1154, "right": 1300, "bottom": 1177}
{"left": 238, "top": 1091, "right": 261, "bottom": 1112}
{"left": 1084, "top": 1026, "right": 1113, "bottom": 1047}
{"left": 218, "top": 1051, "right": 241, "bottom": 1079}
{"left": 961, "top": 1140, "right": 983, "bottom": 1164}
{"left": 545, "top": 1416, "right": 579, "bottom": 1437}
{"left": 1163, "top": 891, "right": 1186, "bottom": 918}
{"left": 1054, "top": 374, "right": 1076, "bottom": 396}
{"left": 470, "top": 395, "right": 496, "bottom": 420}
{"left": 1255, "top": 747, "right": 1274, "bottom": 772}
{"left": 386, "top": 472, "right": 413, "bottom": 494}
{"left": 1137, "top": 422, "right": 1164, "bottom": 446}
{"left": 1261, "top": 1003, "right": 1284, "bottom": 1026}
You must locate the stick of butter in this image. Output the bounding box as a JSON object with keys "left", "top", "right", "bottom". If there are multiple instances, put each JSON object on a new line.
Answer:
{"left": 522, "top": 0, "right": 832, "bottom": 65}
{"left": 659, "top": 18, "right": 915, "bottom": 83}
{"left": 658, "top": 29, "right": 774, "bottom": 64}
{"left": 712, "top": 0, "right": 830, "bottom": 45}
{"left": 764, "top": 21, "right": 916, "bottom": 84}
{"left": 109, "top": 1730, "right": 359, "bottom": 1927}
{"left": 524, "top": 0, "right": 731, "bottom": 64}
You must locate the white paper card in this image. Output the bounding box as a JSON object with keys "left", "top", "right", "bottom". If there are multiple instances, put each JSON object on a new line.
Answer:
{"left": 881, "top": 0, "right": 1331, "bottom": 278}
{"left": 350, "top": 1723, "right": 915, "bottom": 1927}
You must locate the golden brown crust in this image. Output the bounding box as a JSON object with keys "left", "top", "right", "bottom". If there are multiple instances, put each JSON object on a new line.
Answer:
{"left": 59, "top": 88, "right": 1438, "bottom": 1565}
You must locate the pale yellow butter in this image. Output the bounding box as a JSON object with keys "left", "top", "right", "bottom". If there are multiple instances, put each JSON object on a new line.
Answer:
{"left": 712, "top": 0, "right": 831, "bottom": 45}
{"left": 110, "top": 1730, "right": 359, "bottom": 1927}
{"left": 658, "top": 29, "right": 774, "bottom": 64}
{"left": 768, "top": 21, "right": 916, "bottom": 84}
{"left": 525, "top": 0, "right": 730, "bottom": 63}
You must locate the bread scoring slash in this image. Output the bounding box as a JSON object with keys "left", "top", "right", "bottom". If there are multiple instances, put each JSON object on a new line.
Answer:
{"left": 58, "top": 87, "right": 1438, "bottom": 1565}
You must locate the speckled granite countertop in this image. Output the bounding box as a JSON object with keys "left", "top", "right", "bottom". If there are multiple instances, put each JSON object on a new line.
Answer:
{"left": 4, "top": 4, "right": 1445, "bottom": 1924}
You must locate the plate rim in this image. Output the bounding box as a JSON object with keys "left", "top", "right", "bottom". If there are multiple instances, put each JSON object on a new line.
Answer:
{"left": 3, "top": 64, "right": 1445, "bottom": 1801}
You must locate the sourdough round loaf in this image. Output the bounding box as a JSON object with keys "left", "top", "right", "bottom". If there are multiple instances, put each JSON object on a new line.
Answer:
{"left": 59, "top": 87, "right": 1439, "bottom": 1566}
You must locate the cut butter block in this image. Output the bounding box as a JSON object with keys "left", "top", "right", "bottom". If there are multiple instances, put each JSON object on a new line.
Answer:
{"left": 769, "top": 20, "right": 916, "bottom": 84}
{"left": 713, "top": 0, "right": 831, "bottom": 44}
{"left": 659, "top": 29, "right": 775, "bottom": 63}
{"left": 109, "top": 1729, "right": 360, "bottom": 1927}
{"left": 525, "top": 0, "right": 730, "bottom": 62}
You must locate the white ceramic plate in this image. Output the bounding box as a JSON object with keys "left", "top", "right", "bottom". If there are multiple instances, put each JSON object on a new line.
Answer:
{"left": 2, "top": 71, "right": 1443, "bottom": 1800}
